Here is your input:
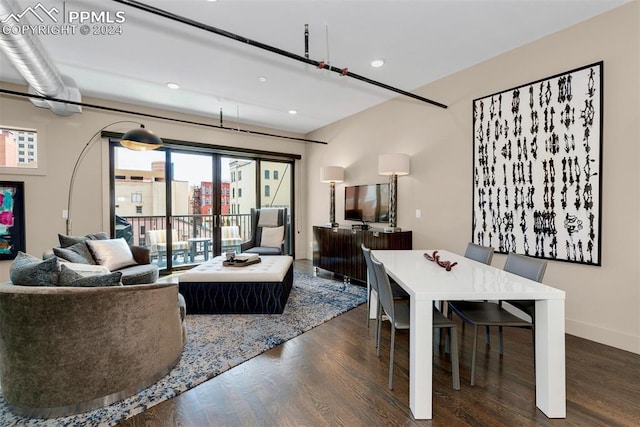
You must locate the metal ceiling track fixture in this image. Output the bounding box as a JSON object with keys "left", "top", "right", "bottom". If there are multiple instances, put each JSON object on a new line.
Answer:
{"left": 112, "top": 0, "right": 448, "bottom": 109}
{"left": 0, "top": 88, "right": 328, "bottom": 144}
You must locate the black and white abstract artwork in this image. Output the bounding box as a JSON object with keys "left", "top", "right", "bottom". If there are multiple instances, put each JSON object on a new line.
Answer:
{"left": 472, "top": 62, "right": 602, "bottom": 265}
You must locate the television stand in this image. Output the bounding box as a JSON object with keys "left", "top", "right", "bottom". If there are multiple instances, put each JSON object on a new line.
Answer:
{"left": 312, "top": 226, "right": 412, "bottom": 284}
{"left": 352, "top": 222, "right": 370, "bottom": 230}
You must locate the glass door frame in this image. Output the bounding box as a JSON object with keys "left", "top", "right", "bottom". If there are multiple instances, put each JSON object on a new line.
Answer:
{"left": 108, "top": 135, "right": 299, "bottom": 272}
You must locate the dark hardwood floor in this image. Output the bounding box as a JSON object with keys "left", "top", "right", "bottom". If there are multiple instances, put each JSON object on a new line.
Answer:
{"left": 120, "top": 260, "right": 640, "bottom": 426}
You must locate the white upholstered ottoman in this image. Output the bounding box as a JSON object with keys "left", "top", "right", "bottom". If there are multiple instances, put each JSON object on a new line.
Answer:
{"left": 178, "top": 255, "right": 294, "bottom": 314}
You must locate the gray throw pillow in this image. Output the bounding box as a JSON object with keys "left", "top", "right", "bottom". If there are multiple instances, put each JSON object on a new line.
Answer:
{"left": 58, "top": 232, "right": 109, "bottom": 248}
{"left": 9, "top": 252, "right": 60, "bottom": 286}
{"left": 58, "top": 264, "right": 123, "bottom": 287}
{"left": 86, "top": 238, "right": 137, "bottom": 271}
{"left": 53, "top": 242, "right": 96, "bottom": 264}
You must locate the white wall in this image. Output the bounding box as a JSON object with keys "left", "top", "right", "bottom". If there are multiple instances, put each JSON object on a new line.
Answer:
{"left": 0, "top": 87, "right": 309, "bottom": 279}
{"left": 305, "top": 3, "right": 640, "bottom": 354}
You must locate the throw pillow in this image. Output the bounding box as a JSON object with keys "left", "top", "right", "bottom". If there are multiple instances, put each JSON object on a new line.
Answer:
{"left": 53, "top": 242, "right": 96, "bottom": 264}
{"left": 260, "top": 226, "right": 284, "bottom": 248}
{"left": 86, "top": 238, "right": 137, "bottom": 271}
{"left": 9, "top": 252, "right": 60, "bottom": 286}
{"left": 58, "top": 232, "right": 109, "bottom": 248}
{"left": 58, "top": 264, "right": 123, "bottom": 287}
{"left": 61, "top": 262, "right": 111, "bottom": 276}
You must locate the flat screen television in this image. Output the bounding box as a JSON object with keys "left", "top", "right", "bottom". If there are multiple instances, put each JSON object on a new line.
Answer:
{"left": 344, "top": 183, "right": 390, "bottom": 223}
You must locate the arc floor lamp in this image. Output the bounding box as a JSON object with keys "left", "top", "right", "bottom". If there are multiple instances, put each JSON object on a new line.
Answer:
{"left": 66, "top": 121, "right": 162, "bottom": 235}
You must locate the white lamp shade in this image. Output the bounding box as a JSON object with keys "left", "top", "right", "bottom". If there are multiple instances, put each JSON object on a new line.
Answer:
{"left": 378, "top": 153, "right": 410, "bottom": 176}
{"left": 320, "top": 166, "right": 345, "bottom": 183}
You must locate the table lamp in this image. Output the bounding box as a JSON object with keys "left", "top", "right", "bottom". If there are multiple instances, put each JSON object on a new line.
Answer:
{"left": 320, "top": 166, "right": 345, "bottom": 228}
{"left": 378, "top": 153, "right": 410, "bottom": 232}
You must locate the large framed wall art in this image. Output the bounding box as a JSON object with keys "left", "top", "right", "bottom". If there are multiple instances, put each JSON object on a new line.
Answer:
{"left": 472, "top": 62, "right": 603, "bottom": 265}
{"left": 0, "top": 181, "right": 26, "bottom": 260}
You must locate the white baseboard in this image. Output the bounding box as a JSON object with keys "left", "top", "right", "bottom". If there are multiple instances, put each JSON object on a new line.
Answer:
{"left": 566, "top": 318, "right": 640, "bottom": 355}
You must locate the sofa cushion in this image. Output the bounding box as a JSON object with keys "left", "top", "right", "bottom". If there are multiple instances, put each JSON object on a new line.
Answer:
{"left": 58, "top": 264, "right": 123, "bottom": 287}
{"left": 87, "top": 238, "right": 137, "bottom": 271}
{"left": 9, "top": 252, "right": 60, "bottom": 286}
{"left": 260, "top": 226, "right": 284, "bottom": 248}
{"left": 58, "top": 232, "right": 109, "bottom": 248}
{"left": 118, "top": 264, "right": 159, "bottom": 285}
{"left": 53, "top": 242, "right": 96, "bottom": 264}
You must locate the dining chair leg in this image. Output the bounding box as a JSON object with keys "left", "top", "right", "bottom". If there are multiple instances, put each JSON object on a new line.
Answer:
{"left": 388, "top": 325, "right": 396, "bottom": 390}
{"left": 498, "top": 326, "right": 504, "bottom": 355}
{"left": 366, "top": 287, "right": 371, "bottom": 328}
{"left": 471, "top": 324, "right": 478, "bottom": 386}
{"left": 376, "top": 304, "right": 382, "bottom": 356}
{"left": 485, "top": 325, "right": 491, "bottom": 345}
{"left": 450, "top": 326, "right": 460, "bottom": 390}
{"left": 444, "top": 328, "right": 450, "bottom": 354}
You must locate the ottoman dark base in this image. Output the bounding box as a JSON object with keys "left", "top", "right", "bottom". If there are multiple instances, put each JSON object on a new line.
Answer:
{"left": 179, "top": 264, "right": 293, "bottom": 314}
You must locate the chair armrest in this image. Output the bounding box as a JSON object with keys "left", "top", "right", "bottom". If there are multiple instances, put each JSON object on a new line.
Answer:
{"left": 130, "top": 245, "right": 151, "bottom": 265}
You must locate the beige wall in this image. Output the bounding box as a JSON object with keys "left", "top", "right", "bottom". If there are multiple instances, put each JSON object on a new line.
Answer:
{"left": 0, "top": 87, "right": 309, "bottom": 280}
{"left": 306, "top": 3, "right": 640, "bottom": 354}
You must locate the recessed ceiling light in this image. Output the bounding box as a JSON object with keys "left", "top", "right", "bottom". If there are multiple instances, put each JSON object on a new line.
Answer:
{"left": 258, "top": 76, "right": 267, "bottom": 83}
{"left": 371, "top": 59, "right": 385, "bottom": 68}
{"left": 166, "top": 82, "right": 180, "bottom": 89}
{"left": 288, "top": 110, "right": 297, "bottom": 115}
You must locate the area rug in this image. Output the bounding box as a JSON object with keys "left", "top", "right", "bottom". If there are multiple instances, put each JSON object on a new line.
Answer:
{"left": 0, "top": 271, "right": 367, "bottom": 426}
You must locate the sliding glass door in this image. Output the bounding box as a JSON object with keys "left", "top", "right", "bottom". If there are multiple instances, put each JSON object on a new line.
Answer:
{"left": 111, "top": 142, "right": 294, "bottom": 272}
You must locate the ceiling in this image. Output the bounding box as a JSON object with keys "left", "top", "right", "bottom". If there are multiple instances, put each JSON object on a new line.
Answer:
{"left": 0, "top": 0, "right": 628, "bottom": 135}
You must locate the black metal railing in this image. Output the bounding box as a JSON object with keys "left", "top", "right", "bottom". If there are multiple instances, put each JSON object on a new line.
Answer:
{"left": 118, "top": 214, "right": 252, "bottom": 247}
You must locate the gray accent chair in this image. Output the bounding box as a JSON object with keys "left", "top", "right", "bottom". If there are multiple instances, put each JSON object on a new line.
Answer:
{"left": 0, "top": 282, "right": 186, "bottom": 418}
{"left": 240, "top": 207, "right": 287, "bottom": 255}
{"left": 371, "top": 255, "right": 459, "bottom": 391}
{"left": 448, "top": 252, "right": 547, "bottom": 386}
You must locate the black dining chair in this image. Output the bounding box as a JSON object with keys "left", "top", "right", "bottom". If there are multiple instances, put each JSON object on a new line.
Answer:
{"left": 448, "top": 252, "right": 547, "bottom": 386}
{"left": 371, "top": 255, "right": 460, "bottom": 390}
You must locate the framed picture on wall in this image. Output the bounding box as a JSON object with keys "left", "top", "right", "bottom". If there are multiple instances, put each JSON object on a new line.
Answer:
{"left": 471, "top": 62, "right": 603, "bottom": 265}
{"left": 0, "top": 181, "right": 26, "bottom": 260}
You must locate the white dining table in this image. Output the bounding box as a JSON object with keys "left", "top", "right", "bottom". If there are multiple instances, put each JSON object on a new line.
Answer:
{"left": 372, "top": 249, "right": 566, "bottom": 420}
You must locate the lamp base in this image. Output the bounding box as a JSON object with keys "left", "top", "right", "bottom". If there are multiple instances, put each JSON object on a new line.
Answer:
{"left": 326, "top": 222, "right": 340, "bottom": 228}
{"left": 384, "top": 226, "right": 402, "bottom": 233}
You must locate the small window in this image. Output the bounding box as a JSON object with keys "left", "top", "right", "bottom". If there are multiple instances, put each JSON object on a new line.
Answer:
{"left": 131, "top": 193, "right": 142, "bottom": 203}
{"left": 265, "top": 185, "right": 270, "bottom": 197}
{"left": 238, "top": 171, "right": 242, "bottom": 180}
{"left": 273, "top": 170, "right": 279, "bottom": 180}
{"left": 232, "top": 188, "right": 235, "bottom": 198}
{"left": 135, "top": 206, "right": 143, "bottom": 214}
{"left": 264, "top": 170, "right": 270, "bottom": 179}
{"left": 238, "top": 188, "right": 242, "bottom": 198}
{"left": 0, "top": 126, "right": 38, "bottom": 170}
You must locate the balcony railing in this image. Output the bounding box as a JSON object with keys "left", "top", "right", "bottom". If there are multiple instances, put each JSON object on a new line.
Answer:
{"left": 118, "top": 213, "right": 252, "bottom": 248}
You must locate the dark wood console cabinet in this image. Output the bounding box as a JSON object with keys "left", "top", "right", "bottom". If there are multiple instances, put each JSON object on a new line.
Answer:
{"left": 313, "top": 226, "right": 412, "bottom": 284}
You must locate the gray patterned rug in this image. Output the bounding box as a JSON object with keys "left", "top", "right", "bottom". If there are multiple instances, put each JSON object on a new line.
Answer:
{"left": 0, "top": 271, "right": 367, "bottom": 426}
